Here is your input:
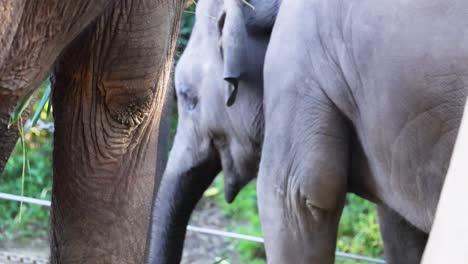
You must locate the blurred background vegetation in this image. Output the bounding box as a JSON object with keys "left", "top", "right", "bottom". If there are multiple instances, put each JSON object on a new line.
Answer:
{"left": 0, "top": 1, "right": 383, "bottom": 263}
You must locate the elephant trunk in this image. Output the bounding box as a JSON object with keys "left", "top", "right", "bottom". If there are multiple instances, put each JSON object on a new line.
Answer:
{"left": 146, "top": 140, "right": 220, "bottom": 263}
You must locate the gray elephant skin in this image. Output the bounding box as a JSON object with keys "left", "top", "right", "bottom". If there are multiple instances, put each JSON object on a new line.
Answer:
{"left": 259, "top": 0, "right": 468, "bottom": 263}
{"left": 148, "top": 0, "right": 468, "bottom": 264}
{"left": 0, "top": 1, "right": 183, "bottom": 263}
{"left": 146, "top": 0, "right": 273, "bottom": 262}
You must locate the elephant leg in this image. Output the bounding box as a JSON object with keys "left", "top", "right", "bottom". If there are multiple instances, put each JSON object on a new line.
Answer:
{"left": 257, "top": 82, "right": 350, "bottom": 263}
{"left": 378, "top": 205, "right": 428, "bottom": 264}
{"left": 51, "top": 0, "right": 182, "bottom": 263}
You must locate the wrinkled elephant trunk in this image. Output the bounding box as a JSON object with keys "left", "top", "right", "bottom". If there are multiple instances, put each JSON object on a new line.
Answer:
{"left": 146, "top": 141, "right": 220, "bottom": 263}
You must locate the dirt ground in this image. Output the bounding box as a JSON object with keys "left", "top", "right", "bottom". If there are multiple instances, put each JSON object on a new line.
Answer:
{"left": 181, "top": 198, "right": 242, "bottom": 264}
{"left": 0, "top": 198, "right": 242, "bottom": 264}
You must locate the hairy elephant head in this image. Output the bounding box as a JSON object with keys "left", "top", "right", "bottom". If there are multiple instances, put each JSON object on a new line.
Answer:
{"left": 146, "top": 0, "right": 278, "bottom": 262}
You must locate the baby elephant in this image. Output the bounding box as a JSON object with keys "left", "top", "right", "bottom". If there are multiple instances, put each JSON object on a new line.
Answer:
{"left": 145, "top": 0, "right": 275, "bottom": 263}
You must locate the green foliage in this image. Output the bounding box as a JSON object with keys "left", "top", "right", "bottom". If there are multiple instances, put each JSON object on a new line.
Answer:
{"left": 8, "top": 95, "right": 33, "bottom": 129}
{"left": 8, "top": 80, "right": 51, "bottom": 129}
{"left": 0, "top": 129, "right": 52, "bottom": 242}
{"left": 337, "top": 195, "right": 383, "bottom": 258}
{"left": 30, "top": 80, "right": 52, "bottom": 127}
{"left": 177, "top": 2, "right": 196, "bottom": 59}
{"left": 1, "top": 83, "right": 53, "bottom": 242}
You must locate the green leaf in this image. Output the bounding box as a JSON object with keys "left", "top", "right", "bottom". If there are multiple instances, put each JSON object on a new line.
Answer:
{"left": 46, "top": 97, "right": 52, "bottom": 118}
{"left": 16, "top": 117, "right": 26, "bottom": 223}
{"left": 30, "top": 80, "right": 51, "bottom": 127}
{"left": 203, "top": 186, "right": 220, "bottom": 197}
{"left": 8, "top": 94, "right": 33, "bottom": 129}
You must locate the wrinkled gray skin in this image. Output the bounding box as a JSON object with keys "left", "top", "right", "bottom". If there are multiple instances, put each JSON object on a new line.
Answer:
{"left": 258, "top": 0, "right": 468, "bottom": 263}
{"left": 0, "top": 1, "right": 182, "bottom": 263}
{"left": 146, "top": 0, "right": 275, "bottom": 262}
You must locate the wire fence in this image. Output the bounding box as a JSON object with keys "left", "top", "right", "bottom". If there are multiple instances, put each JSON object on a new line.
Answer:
{"left": 0, "top": 192, "right": 385, "bottom": 264}
{"left": 0, "top": 251, "right": 48, "bottom": 264}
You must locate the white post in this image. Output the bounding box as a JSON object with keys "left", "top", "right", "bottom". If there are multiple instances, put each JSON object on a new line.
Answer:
{"left": 422, "top": 100, "right": 468, "bottom": 263}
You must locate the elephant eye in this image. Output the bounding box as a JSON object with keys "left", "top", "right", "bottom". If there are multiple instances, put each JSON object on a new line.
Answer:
{"left": 179, "top": 88, "right": 198, "bottom": 111}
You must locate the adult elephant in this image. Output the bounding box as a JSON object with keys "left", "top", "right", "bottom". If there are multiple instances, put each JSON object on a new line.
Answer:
{"left": 0, "top": 0, "right": 182, "bottom": 263}
{"left": 145, "top": 0, "right": 276, "bottom": 262}
{"left": 258, "top": 0, "right": 468, "bottom": 263}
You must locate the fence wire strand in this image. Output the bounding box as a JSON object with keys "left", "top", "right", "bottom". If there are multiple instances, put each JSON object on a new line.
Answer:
{"left": 0, "top": 192, "right": 385, "bottom": 263}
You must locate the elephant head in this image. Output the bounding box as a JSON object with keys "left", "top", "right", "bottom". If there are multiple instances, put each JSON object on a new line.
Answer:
{"left": 146, "top": 0, "right": 278, "bottom": 262}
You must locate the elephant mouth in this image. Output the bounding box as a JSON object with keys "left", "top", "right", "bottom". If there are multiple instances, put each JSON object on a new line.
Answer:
{"left": 224, "top": 181, "right": 240, "bottom": 203}
{"left": 223, "top": 176, "right": 250, "bottom": 203}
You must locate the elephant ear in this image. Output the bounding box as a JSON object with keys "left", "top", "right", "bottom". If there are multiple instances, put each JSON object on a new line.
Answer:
{"left": 219, "top": 0, "right": 247, "bottom": 107}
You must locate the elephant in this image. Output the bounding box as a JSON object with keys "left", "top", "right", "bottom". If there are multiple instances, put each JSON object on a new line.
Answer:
{"left": 146, "top": 0, "right": 451, "bottom": 263}
{"left": 146, "top": 0, "right": 468, "bottom": 263}
{"left": 0, "top": 0, "right": 183, "bottom": 263}
{"left": 257, "top": 0, "right": 468, "bottom": 263}
{"left": 145, "top": 0, "right": 276, "bottom": 262}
